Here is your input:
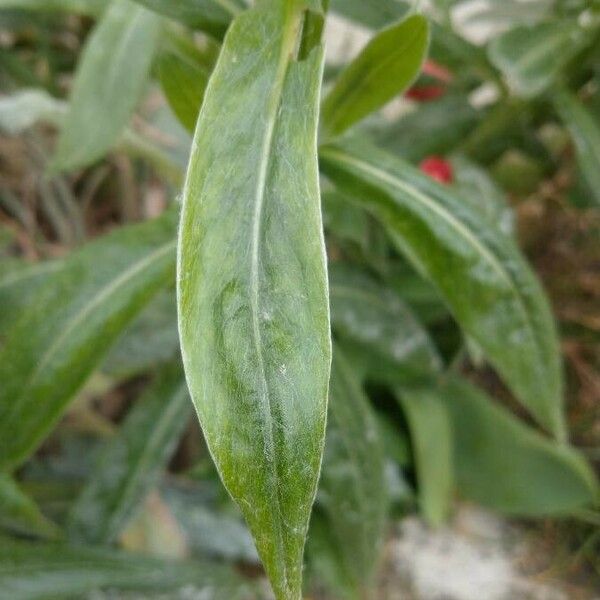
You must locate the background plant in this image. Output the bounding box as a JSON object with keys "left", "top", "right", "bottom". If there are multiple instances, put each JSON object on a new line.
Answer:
{"left": 0, "top": 0, "right": 599, "bottom": 598}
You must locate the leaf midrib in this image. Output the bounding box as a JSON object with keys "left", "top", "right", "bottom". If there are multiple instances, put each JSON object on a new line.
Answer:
{"left": 249, "top": 5, "right": 304, "bottom": 592}
{"left": 321, "top": 147, "right": 557, "bottom": 431}
{"left": 3, "top": 240, "right": 176, "bottom": 412}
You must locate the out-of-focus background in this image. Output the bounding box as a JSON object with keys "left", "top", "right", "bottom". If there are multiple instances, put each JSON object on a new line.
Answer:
{"left": 1, "top": 0, "right": 599, "bottom": 598}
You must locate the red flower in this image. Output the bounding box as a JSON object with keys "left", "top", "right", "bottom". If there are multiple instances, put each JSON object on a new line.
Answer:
{"left": 419, "top": 156, "right": 453, "bottom": 184}
{"left": 422, "top": 60, "right": 453, "bottom": 84}
{"left": 406, "top": 60, "right": 453, "bottom": 103}
{"left": 406, "top": 85, "right": 446, "bottom": 102}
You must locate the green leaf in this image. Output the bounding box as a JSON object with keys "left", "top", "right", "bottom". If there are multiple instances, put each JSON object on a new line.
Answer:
{"left": 369, "top": 93, "right": 480, "bottom": 162}
{"left": 488, "top": 21, "right": 588, "bottom": 98}
{"left": 554, "top": 89, "right": 600, "bottom": 207}
{"left": 0, "top": 259, "right": 64, "bottom": 341}
{"left": 52, "top": 0, "right": 162, "bottom": 172}
{"left": 443, "top": 377, "right": 598, "bottom": 516}
{"left": 329, "top": 0, "right": 408, "bottom": 29}
{"left": 131, "top": 0, "right": 240, "bottom": 37}
{"left": 177, "top": 3, "right": 330, "bottom": 599}
{"left": 329, "top": 263, "right": 442, "bottom": 381}
{"left": 321, "top": 13, "right": 430, "bottom": 137}
{"left": 0, "top": 536, "right": 251, "bottom": 600}
{"left": 0, "top": 211, "right": 177, "bottom": 470}
{"left": 396, "top": 386, "right": 453, "bottom": 526}
{"left": 0, "top": 0, "right": 104, "bottom": 16}
{"left": 68, "top": 364, "right": 191, "bottom": 545}
{"left": 157, "top": 41, "right": 210, "bottom": 132}
{"left": 316, "top": 347, "right": 387, "bottom": 596}
{"left": 450, "top": 154, "right": 514, "bottom": 236}
{"left": 102, "top": 289, "right": 179, "bottom": 378}
{"left": 0, "top": 474, "right": 61, "bottom": 539}
{"left": 320, "top": 139, "right": 565, "bottom": 439}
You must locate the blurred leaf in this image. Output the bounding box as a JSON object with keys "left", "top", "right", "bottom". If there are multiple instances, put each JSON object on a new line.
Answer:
{"left": 320, "top": 140, "right": 565, "bottom": 439}
{"left": 157, "top": 40, "right": 210, "bottom": 132}
{"left": 322, "top": 14, "right": 430, "bottom": 137}
{"left": 0, "top": 89, "right": 183, "bottom": 181}
{"left": 102, "top": 289, "right": 179, "bottom": 378}
{"left": 0, "top": 536, "right": 251, "bottom": 600}
{"left": 444, "top": 377, "right": 599, "bottom": 515}
{"left": 454, "top": 0, "right": 554, "bottom": 40}
{"left": 329, "top": 263, "right": 442, "bottom": 381}
{"left": 0, "top": 211, "right": 177, "bottom": 470}
{"left": 177, "top": 4, "right": 330, "bottom": 599}
{"left": 132, "top": 0, "right": 241, "bottom": 38}
{"left": 554, "top": 89, "right": 600, "bottom": 206}
{"left": 450, "top": 154, "right": 514, "bottom": 236}
{"left": 0, "top": 259, "right": 64, "bottom": 341}
{"left": 315, "top": 347, "right": 387, "bottom": 597}
{"left": 376, "top": 413, "right": 411, "bottom": 467}
{"left": 370, "top": 94, "right": 480, "bottom": 162}
{"left": 305, "top": 512, "right": 358, "bottom": 600}
{"left": 0, "top": 0, "right": 103, "bottom": 15}
{"left": 388, "top": 265, "right": 449, "bottom": 326}
{"left": 322, "top": 189, "right": 371, "bottom": 249}
{"left": 491, "top": 149, "right": 546, "bottom": 195}
{"left": 68, "top": 364, "right": 191, "bottom": 545}
{"left": 0, "top": 89, "right": 65, "bottom": 134}
{"left": 488, "top": 21, "right": 588, "bottom": 98}
{"left": 396, "top": 386, "right": 453, "bottom": 526}
{"left": 52, "top": 0, "right": 162, "bottom": 172}
{"left": 0, "top": 474, "right": 61, "bottom": 539}
{"left": 329, "top": 0, "right": 408, "bottom": 29}
{"left": 164, "top": 485, "right": 259, "bottom": 563}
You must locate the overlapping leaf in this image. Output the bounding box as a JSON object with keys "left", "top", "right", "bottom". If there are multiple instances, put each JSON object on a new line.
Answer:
{"left": 53, "top": 0, "right": 161, "bottom": 172}
{"left": 443, "top": 377, "right": 598, "bottom": 515}
{"left": 554, "top": 89, "right": 600, "bottom": 207}
{"left": 131, "top": 0, "right": 241, "bottom": 37}
{"left": 320, "top": 139, "right": 564, "bottom": 438}
{"left": 322, "top": 13, "right": 430, "bottom": 137}
{"left": 329, "top": 263, "right": 441, "bottom": 382}
{"left": 0, "top": 536, "right": 250, "bottom": 600}
{"left": 488, "top": 21, "right": 588, "bottom": 98}
{"left": 329, "top": 0, "right": 408, "bottom": 29}
{"left": 157, "top": 37, "right": 211, "bottom": 132}
{"left": 177, "top": 2, "right": 330, "bottom": 598}
{"left": 0, "top": 210, "right": 177, "bottom": 470}
{"left": 396, "top": 386, "right": 453, "bottom": 526}
{"left": 0, "top": 474, "right": 61, "bottom": 539}
{"left": 316, "top": 347, "right": 387, "bottom": 597}
{"left": 68, "top": 364, "right": 191, "bottom": 544}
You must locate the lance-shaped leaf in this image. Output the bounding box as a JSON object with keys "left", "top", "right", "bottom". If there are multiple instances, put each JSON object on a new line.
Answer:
{"left": 488, "top": 21, "right": 588, "bottom": 98}
{"left": 157, "top": 39, "right": 211, "bottom": 132}
{"left": 177, "top": 3, "right": 330, "bottom": 599}
{"left": 0, "top": 259, "right": 64, "bottom": 340}
{"left": 316, "top": 347, "right": 387, "bottom": 597}
{"left": 102, "top": 289, "right": 179, "bottom": 378}
{"left": 0, "top": 474, "right": 61, "bottom": 539}
{"left": 321, "top": 13, "right": 429, "bottom": 137}
{"left": 396, "top": 386, "right": 453, "bottom": 526}
{"left": 68, "top": 364, "right": 191, "bottom": 545}
{"left": 0, "top": 536, "right": 250, "bottom": 600}
{"left": 554, "top": 89, "right": 600, "bottom": 207}
{"left": 52, "top": 0, "right": 161, "bottom": 172}
{"left": 443, "top": 377, "right": 598, "bottom": 515}
{"left": 329, "top": 263, "right": 441, "bottom": 382}
{"left": 0, "top": 211, "right": 177, "bottom": 470}
{"left": 320, "top": 140, "right": 564, "bottom": 439}
{"left": 132, "top": 0, "right": 242, "bottom": 38}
